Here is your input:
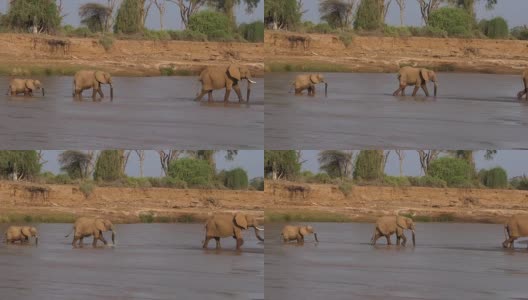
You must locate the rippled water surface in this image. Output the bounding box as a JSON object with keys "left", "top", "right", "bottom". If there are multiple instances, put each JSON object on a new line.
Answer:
{"left": 265, "top": 223, "right": 528, "bottom": 300}
{"left": 0, "top": 224, "right": 264, "bottom": 300}
{"left": 0, "top": 76, "right": 263, "bottom": 149}
{"left": 265, "top": 73, "right": 528, "bottom": 149}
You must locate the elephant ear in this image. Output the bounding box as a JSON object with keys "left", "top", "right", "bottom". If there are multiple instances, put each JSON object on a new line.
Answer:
{"left": 95, "top": 71, "right": 106, "bottom": 84}
{"left": 228, "top": 65, "right": 241, "bottom": 81}
{"left": 234, "top": 213, "right": 248, "bottom": 229}
{"left": 396, "top": 216, "right": 408, "bottom": 229}
{"left": 25, "top": 80, "right": 36, "bottom": 90}
{"left": 21, "top": 227, "right": 31, "bottom": 237}
{"left": 420, "top": 69, "right": 430, "bottom": 82}
{"left": 95, "top": 219, "right": 107, "bottom": 232}
{"left": 310, "top": 74, "right": 319, "bottom": 84}
{"left": 299, "top": 226, "right": 309, "bottom": 237}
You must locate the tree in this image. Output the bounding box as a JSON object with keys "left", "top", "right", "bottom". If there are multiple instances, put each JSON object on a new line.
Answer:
{"left": 428, "top": 7, "right": 473, "bottom": 36}
{"left": 395, "top": 0, "right": 405, "bottom": 25}
{"left": 447, "top": 0, "right": 497, "bottom": 18}
{"left": 224, "top": 168, "right": 249, "bottom": 189}
{"left": 93, "top": 150, "right": 124, "bottom": 181}
{"left": 448, "top": 150, "right": 475, "bottom": 175}
{"left": 417, "top": 150, "right": 440, "bottom": 175}
{"left": 319, "top": 0, "right": 356, "bottom": 29}
{"left": 416, "top": 0, "right": 443, "bottom": 25}
{"left": 264, "top": 0, "right": 303, "bottom": 30}
{"left": 134, "top": 150, "right": 145, "bottom": 177}
{"left": 207, "top": 0, "right": 260, "bottom": 26}
{"left": 354, "top": 0, "right": 383, "bottom": 30}
{"left": 58, "top": 151, "right": 93, "bottom": 180}
{"left": 264, "top": 150, "right": 301, "bottom": 180}
{"left": 428, "top": 157, "right": 473, "bottom": 187}
{"left": 395, "top": 150, "right": 405, "bottom": 176}
{"left": 250, "top": 177, "right": 264, "bottom": 191}
{"left": 188, "top": 10, "right": 232, "bottom": 39}
{"left": 157, "top": 150, "right": 184, "bottom": 176}
{"left": 318, "top": 150, "right": 354, "bottom": 178}
{"left": 167, "top": 0, "right": 207, "bottom": 28}
{"left": 79, "top": 3, "right": 113, "bottom": 33}
{"left": 353, "top": 150, "right": 384, "bottom": 181}
{"left": 114, "top": 0, "right": 150, "bottom": 33}
{"left": 0, "top": 151, "right": 41, "bottom": 181}
{"left": 153, "top": 0, "right": 166, "bottom": 29}
{"left": 187, "top": 150, "right": 238, "bottom": 172}
{"left": 168, "top": 158, "right": 213, "bottom": 186}
{"left": 5, "top": 0, "right": 61, "bottom": 34}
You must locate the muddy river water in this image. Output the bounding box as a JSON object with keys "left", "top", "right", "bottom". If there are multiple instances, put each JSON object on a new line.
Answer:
{"left": 265, "top": 73, "right": 528, "bottom": 149}
{"left": 265, "top": 223, "right": 528, "bottom": 300}
{"left": 0, "top": 223, "right": 264, "bottom": 300}
{"left": 0, "top": 76, "right": 264, "bottom": 149}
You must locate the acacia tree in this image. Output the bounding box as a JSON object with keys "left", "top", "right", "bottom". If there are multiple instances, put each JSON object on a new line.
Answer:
{"left": 319, "top": 0, "right": 356, "bottom": 29}
{"left": 395, "top": 0, "right": 405, "bottom": 25}
{"left": 207, "top": 0, "right": 260, "bottom": 26}
{"left": 167, "top": 0, "right": 207, "bottom": 28}
{"left": 58, "top": 150, "right": 93, "bottom": 180}
{"left": 264, "top": 0, "right": 303, "bottom": 30}
{"left": 264, "top": 150, "right": 301, "bottom": 180}
{"left": 134, "top": 150, "right": 145, "bottom": 177}
{"left": 447, "top": 0, "right": 497, "bottom": 18}
{"left": 318, "top": 150, "right": 354, "bottom": 178}
{"left": 417, "top": 150, "right": 440, "bottom": 175}
{"left": 157, "top": 150, "right": 184, "bottom": 176}
{"left": 0, "top": 151, "right": 41, "bottom": 181}
{"left": 114, "top": 0, "right": 152, "bottom": 33}
{"left": 187, "top": 150, "right": 238, "bottom": 173}
{"left": 354, "top": 0, "right": 390, "bottom": 30}
{"left": 416, "top": 0, "right": 443, "bottom": 25}
{"left": 153, "top": 0, "right": 166, "bottom": 29}
{"left": 6, "top": 0, "right": 62, "bottom": 34}
{"left": 79, "top": 3, "right": 113, "bottom": 32}
{"left": 395, "top": 150, "right": 405, "bottom": 176}
{"left": 93, "top": 150, "right": 125, "bottom": 181}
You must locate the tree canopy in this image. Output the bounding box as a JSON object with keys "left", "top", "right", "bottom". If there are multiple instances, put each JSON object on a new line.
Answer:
{"left": 5, "top": 0, "right": 61, "bottom": 34}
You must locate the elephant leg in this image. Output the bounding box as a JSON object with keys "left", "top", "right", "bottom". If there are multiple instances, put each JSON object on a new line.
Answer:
{"left": 92, "top": 88, "right": 97, "bottom": 100}
{"left": 371, "top": 231, "right": 381, "bottom": 245}
{"left": 235, "top": 238, "right": 244, "bottom": 250}
{"left": 99, "top": 234, "right": 108, "bottom": 246}
{"left": 393, "top": 84, "right": 405, "bottom": 96}
{"left": 233, "top": 85, "right": 244, "bottom": 102}
{"left": 97, "top": 84, "right": 104, "bottom": 98}
{"left": 223, "top": 88, "right": 231, "bottom": 103}
{"left": 203, "top": 236, "right": 212, "bottom": 249}
{"left": 396, "top": 236, "right": 401, "bottom": 246}
{"left": 72, "top": 235, "right": 80, "bottom": 247}
{"left": 385, "top": 234, "right": 392, "bottom": 245}
{"left": 518, "top": 89, "right": 527, "bottom": 100}
{"left": 412, "top": 86, "right": 420, "bottom": 96}
{"left": 208, "top": 91, "right": 213, "bottom": 102}
{"left": 421, "top": 84, "right": 430, "bottom": 97}
{"left": 215, "top": 237, "right": 221, "bottom": 249}
{"left": 295, "top": 88, "right": 303, "bottom": 95}
{"left": 195, "top": 89, "right": 208, "bottom": 102}
{"left": 400, "top": 234, "right": 407, "bottom": 247}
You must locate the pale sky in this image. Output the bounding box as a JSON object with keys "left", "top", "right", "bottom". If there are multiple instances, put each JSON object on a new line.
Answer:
{"left": 303, "top": 0, "right": 528, "bottom": 27}
{"left": 41, "top": 150, "right": 264, "bottom": 179}
{"left": 0, "top": 0, "right": 263, "bottom": 30}
{"left": 301, "top": 150, "right": 528, "bottom": 178}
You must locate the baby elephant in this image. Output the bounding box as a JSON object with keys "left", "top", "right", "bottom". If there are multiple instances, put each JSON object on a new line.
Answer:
{"left": 8, "top": 78, "right": 44, "bottom": 96}
{"left": 291, "top": 73, "right": 327, "bottom": 96}
{"left": 5, "top": 226, "right": 39, "bottom": 245}
{"left": 281, "top": 225, "right": 319, "bottom": 243}
{"left": 65, "top": 217, "right": 116, "bottom": 248}
{"left": 371, "top": 215, "right": 416, "bottom": 247}
{"left": 393, "top": 66, "right": 438, "bottom": 97}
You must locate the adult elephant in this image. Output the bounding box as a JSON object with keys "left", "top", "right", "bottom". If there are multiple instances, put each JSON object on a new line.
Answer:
{"left": 203, "top": 213, "right": 264, "bottom": 250}
{"left": 8, "top": 79, "right": 44, "bottom": 96}
{"left": 73, "top": 70, "right": 113, "bottom": 100}
{"left": 393, "top": 66, "right": 438, "bottom": 97}
{"left": 371, "top": 215, "right": 416, "bottom": 247}
{"left": 291, "top": 73, "right": 327, "bottom": 96}
{"left": 281, "top": 225, "right": 319, "bottom": 243}
{"left": 517, "top": 69, "right": 528, "bottom": 101}
{"left": 195, "top": 64, "right": 256, "bottom": 103}
{"left": 5, "top": 226, "right": 39, "bottom": 245}
{"left": 65, "top": 217, "right": 116, "bottom": 247}
{"left": 502, "top": 215, "right": 528, "bottom": 249}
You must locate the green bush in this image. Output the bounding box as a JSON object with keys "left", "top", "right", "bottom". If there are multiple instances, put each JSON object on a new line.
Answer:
{"left": 338, "top": 181, "right": 353, "bottom": 197}
{"left": 143, "top": 29, "right": 171, "bottom": 40}
{"left": 383, "top": 176, "right": 411, "bottom": 187}
{"left": 168, "top": 158, "right": 213, "bottom": 187}
{"left": 168, "top": 29, "right": 208, "bottom": 42}
{"left": 408, "top": 26, "right": 448, "bottom": 38}
{"left": 125, "top": 177, "right": 152, "bottom": 188}
{"left": 303, "top": 22, "right": 335, "bottom": 34}
{"left": 52, "top": 174, "right": 73, "bottom": 184}
{"left": 511, "top": 26, "right": 528, "bottom": 40}
{"left": 312, "top": 173, "right": 332, "bottom": 184}
{"left": 408, "top": 176, "right": 447, "bottom": 188}
{"left": 510, "top": 176, "right": 528, "bottom": 190}
{"left": 354, "top": 0, "right": 382, "bottom": 30}
{"left": 479, "top": 167, "right": 508, "bottom": 188}
{"left": 99, "top": 35, "right": 114, "bottom": 51}
{"left": 224, "top": 168, "right": 249, "bottom": 190}
{"left": 479, "top": 17, "right": 509, "bottom": 39}
{"left": 238, "top": 21, "right": 264, "bottom": 42}
{"left": 188, "top": 10, "right": 232, "bottom": 41}
{"left": 353, "top": 150, "right": 384, "bottom": 181}
{"left": 428, "top": 157, "right": 473, "bottom": 187}
{"left": 139, "top": 213, "right": 154, "bottom": 223}
{"left": 339, "top": 31, "right": 354, "bottom": 47}
{"left": 428, "top": 7, "right": 473, "bottom": 37}
{"left": 5, "top": 0, "right": 61, "bottom": 34}
{"left": 114, "top": 0, "right": 143, "bottom": 34}
{"left": 383, "top": 25, "right": 411, "bottom": 37}
{"left": 79, "top": 182, "right": 95, "bottom": 198}
{"left": 93, "top": 150, "right": 124, "bottom": 182}
{"left": 249, "top": 177, "right": 264, "bottom": 191}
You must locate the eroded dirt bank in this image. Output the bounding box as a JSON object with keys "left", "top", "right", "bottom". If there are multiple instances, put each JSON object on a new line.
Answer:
{"left": 265, "top": 31, "right": 528, "bottom": 74}
{"left": 0, "top": 33, "right": 264, "bottom": 76}
{"left": 0, "top": 181, "right": 264, "bottom": 223}
{"left": 265, "top": 180, "right": 528, "bottom": 223}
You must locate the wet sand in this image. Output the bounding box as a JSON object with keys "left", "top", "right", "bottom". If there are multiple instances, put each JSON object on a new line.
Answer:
{"left": 265, "top": 223, "right": 528, "bottom": 300}
{"left": 0, "top": 76, "right": 264, "bottom": 149}
{"left": 265, "top": 73, "right": 528, "bottom": 149}
{"left": 0, "top": 223, "right": 264, "bottom": 300}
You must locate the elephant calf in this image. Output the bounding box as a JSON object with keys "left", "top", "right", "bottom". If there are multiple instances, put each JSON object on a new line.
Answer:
{"left": 281, "top": 225, "right": 318, "bottom": 244}
{"left": 393, "top": 67, "right": 438, "bottom": 97}
{"left": 65, "top": 217, "right": 116, "bottom": 247}
{"left": 203, "top": 213, "right": 264, "bottom": 250}
{"left": 503, "top": 215, "right": 528, "bottom": 249}
{"left": 73, "top": 70, "right": 113, "bottom": 100}
{"left": 371, "top": 215, "right": 416, "bottom": 247}
{"left": 517, "top": 69, "right": 528, "bottom": 101}
{"left": 5, "top": 226, "right": 39, "bottom": 245}
{"left": 291, "top": 73, "right": 327, "bottom": 96}
{"left": 8, "top": 78, "right": 44, "bottom": 96}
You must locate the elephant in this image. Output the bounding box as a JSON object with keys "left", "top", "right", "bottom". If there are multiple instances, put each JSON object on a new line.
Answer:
{"left": 502, "top": 215, "right": 528, "bottom": 249}
{"left": 393, "top": 66, "right": 438, "bottom": 97}
{"left": 517, "top": 69, "right": 528, "bottom": 101}
{"left": 202, "top": 213, "right": 264, "bottom": 250}
{"left": 195, "top": 64, "right": 256, "bottom": 103}
{"left": 371, "top": 215, "right": 416, "bottom": 247}
{"left": 65, "top": 217, "right": 116, "bottom": 247}
{"left": 8, "top": 79, "right": 44, "bottom": 96}
{"left": 281, "top": 225, "right": 319, "bottom": 244}
{"left": 4, "top": 226, "right": 39, "bottom": 245}
{"left": 73, "top": 70, "right": 113, "bottom": 100}
{"left": 291, "top": 73, "right": 327, "bottom": 96}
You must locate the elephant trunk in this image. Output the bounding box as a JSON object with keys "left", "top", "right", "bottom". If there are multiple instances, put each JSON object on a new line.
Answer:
{"left": 411, "top": 230, "right": 416, "bottom": 247}
{"left": 433, "top": 82, "right": 438, "bottom": 97}
{"left": 253, "top": 226, "right": 264, "bottom": 242}
{"left": 35, "top": 235, "right": 39, "bottom": 246}
{"left": 324, "top": 83, "right": 328, "bottom": 97}
{"left": 41, "top": 88, "right": 45, "bottom": 97}
{"left": 314, "top": 233, "right": 319, "bottom": 243}
{"left": 110, "top": 84, "right": 114, "bottom": 101}
{"left": 111, "top": 230, "right": 116, "bottom": 245}
{"left": 246, "top": 79, "right": 255, "bottom": 103}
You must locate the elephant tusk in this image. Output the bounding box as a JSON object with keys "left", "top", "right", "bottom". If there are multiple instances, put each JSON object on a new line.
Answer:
{"left": 255, "top": 226, "right": 264, "bottom": 231}
{"left": 248, "top": 79, "right": 256, "bottom": 84}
